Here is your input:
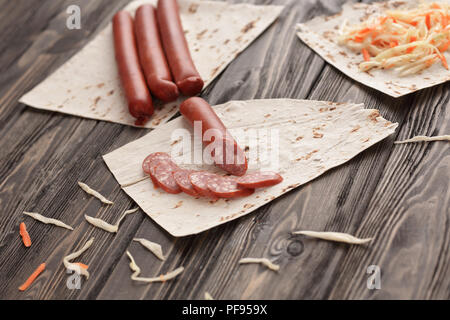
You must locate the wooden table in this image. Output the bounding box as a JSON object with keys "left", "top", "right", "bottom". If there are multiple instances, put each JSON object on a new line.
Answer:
{"left": 0, "top": 0, "right": 448, "bottom": 300}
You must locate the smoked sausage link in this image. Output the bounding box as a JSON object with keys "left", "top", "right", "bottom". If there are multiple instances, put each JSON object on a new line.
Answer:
{"left": 135, "top": 5, "right": 179, "bottom": 102}
{"left": 180, "top": 97, "right": 248, "bottom": 176}
{"left": 157, "top": 0, "right": 204, "bottom": 96}
{"left": 113, "top": 11, "right": 154, "bottom": 125}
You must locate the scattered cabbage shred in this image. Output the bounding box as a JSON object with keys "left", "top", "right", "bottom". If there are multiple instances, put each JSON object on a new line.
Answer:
{"left": 133, "top": 238, "right": 165, "bottom": 261}
{"left": 293, "top": 230, "right": 373, "bottom": 244}
{"left": 238, "top": 257, "right": 280, "bottom": 271}
{"left": 84, "top": 208, "right": 139, "bottom": 233}
{"left": 394, "top": 134, "right": 450, "bottom": 144}
{"left": 63, "top": 237, "right": 94, "bottom": 279}
{"left": 126, "top": 251, "right": 183, "bottom": 283}
{"left": 23, "top": 211, "right": 74, "bottom": 230}
{"left": 339, "top": 2, "right": 450, "bottom": 75}
{"left": 78, "top": 182, "right": 113, "bottom": 205}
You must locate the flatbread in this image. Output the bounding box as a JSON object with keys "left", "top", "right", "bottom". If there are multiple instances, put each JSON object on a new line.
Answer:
{"left": 296, "top": 0, "right": 450, "bottom": 97}
{"left": 19, "top": 0, "right": 283, "bottom": 128}
{"left": 103, "top": 99, "right": 398, "bottom": 237}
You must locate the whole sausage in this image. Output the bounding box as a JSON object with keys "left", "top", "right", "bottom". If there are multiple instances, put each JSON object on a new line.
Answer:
{"left": 179, "top": 97, "right": 248, "bottom": 176}
{"left": 113, "top": 11, "right": 154, "bottom": 125}
{"left": 157, "top": 0, "right": 204, "bottom": 96}
{"left": 135, "top": 5, "right": 179, "bottom": 102}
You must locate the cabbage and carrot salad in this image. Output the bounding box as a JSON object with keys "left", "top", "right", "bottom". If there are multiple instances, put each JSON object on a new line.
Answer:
{"left": 338, "top": 2, "right": 450, "bottom": 76}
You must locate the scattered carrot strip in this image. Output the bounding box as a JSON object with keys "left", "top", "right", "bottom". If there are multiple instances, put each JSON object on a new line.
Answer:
{"left": 362, "top": 48, "right": 371, "bottom": 61}
{"left": 409, "top": 36, "right": 417, "bottom": 43}
{"left": 406, "top": 46, "right": 416, "bottom": 53}
{"left": 19, "top": 263, "right": 45, "bottom": 291}
{"left": 439, "top": 54, "right": 449, "bottom": 69}
{"left": 353, "top": 36, "right": 364, "bottom": 43}
{"left": 73, "top": 262, "right": 89, "bottom": 270}
{"left": 410, "top": 21, "right": 418, "bottom": 26}
{"left": 426, "top": 14, "right": 431, "bottom": 29}
{"left": 19, "top": 222, "right": 31, "bottom": 247}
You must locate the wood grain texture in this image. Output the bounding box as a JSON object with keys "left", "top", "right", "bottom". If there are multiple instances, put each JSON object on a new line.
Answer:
{"left": 0, "top": 0, "right": 448, "bottom": 300}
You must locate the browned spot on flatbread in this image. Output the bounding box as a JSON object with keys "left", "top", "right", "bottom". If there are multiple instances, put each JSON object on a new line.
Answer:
{"left": 312, "top": 127, "right": 323, "bottom": 138}
{"left": 296, "top": 150, "right": 318, "bottom": 161}
{"left": 362, "top": 138, "right": 370, "bottom": 142}
{"left": 264, "top": 114, "right": 271, "bottom": 118}
{"left": 94, "top": 96, "right": 101, "bottom": 105}
{"left": 211, "top": 66, "right": 220, "bottom": 77}
{"left": 172, "top": 201, "right": 183, "bottom": 209}
{"left": 196, "top": 29, "right": 207, "bottom": 40}
{"left": 107, "top": 90, "right": 114, "bottom": 96}
{"left": 313, "top": 132, "right": 323, "bottom": 138}
{"left": 325, "top": 53, "right": 335, "bottom": 62}
{"left": 241, "top": 21, "right": 256, "bottom": 34}
{"left": 339, "top": 51, "right": 348, "bottom": 57}
{"left": 243, "top": 204, "right": 254, "bottom": 209}
{"left": 152, "top": 118, "right": 162, "bottom": 126}
{"left": 351, "top": 125, "right": 361, "bottom": 133}
{"left": 244, "top": 146, "right": 249, "bottom": 152}
{"left": 236, "top": 35, "right": 243, "bottom": 43}
{"left": 282, "top": 183, "right": 300, "bottom": 193}
{"left": 369, "top": 110, "right": 380, "bottom": 122}
{"left": 97, "top": 83, "right": 105, "bottom": 88}
{"left": 296, "top": 136, "right": 303, "bottom": 141}
{"left": 171, "top": 139, "right": 180, "bottom": 146}
{"left": 188, "top": 3, "right": 199, "bottom": 13}
{"left": 224, "top": 39, "right": 230, "bottom": 45}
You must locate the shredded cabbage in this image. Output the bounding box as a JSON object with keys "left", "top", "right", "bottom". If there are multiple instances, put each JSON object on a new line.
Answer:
{"left": 339, "top": 2, "right": 450, "bottom": 75}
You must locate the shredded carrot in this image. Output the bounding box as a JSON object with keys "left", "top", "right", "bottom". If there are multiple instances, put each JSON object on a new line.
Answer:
{"left": 19, "top": 263, "right": 45, "bottom": 291}
{"left": 439, "top": 40, "right": 450, "bottom": 52}
{"left": 426, "top": 14, "right": 432, "bottom": 29}
{"left": 358, "top": 27, "right": 373, "bottom": 34}
{"left": 431, "top": 3, "right": 441, "bottom": 9}
{"left": 19, "top": 222, "right": 31, "bottom": 247}
{"left": 426, "top": 58, "right": 436, "bottom": 67}
{"left": 439, "top": 54, "right": 449, "bottom": 69}
{"left": 353, "top": 36, "right": 364, "bottom": 43}
{"left": 406, "top": 46, "right": 416, "bottom": 53}
{"left": 410, "top": 21, "right": 418, "bottom": 26}
{"left": 409, "top": 36, "right": 417, "bottom": 43}
{"left": 389, "top": 40, "right": 398, "bottom": 48}
{"left": 73, "top": 262, "right": 89, "bottom": 270}
{"left": 361, "top": 48, "right": 371, "bottom": 61}
{"left": 442, "top": 14, "right": 448, "bottom": 28}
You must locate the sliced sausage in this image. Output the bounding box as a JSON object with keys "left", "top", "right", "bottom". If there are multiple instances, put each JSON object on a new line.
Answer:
{"left": 180, "top": 97, "right": 248, "bottom": 176}
{"left": 142, "top": 152, "right": 172, "bottom": 174}
{"left": 189, "top": 172, "right": 219, "bottom": 198}
{"left": 113, "top": 11, "right": 154, "bottom": 125}
{"left": 206, "top": 175, "right": 254, "bottom": 198}
{"left": 142, "top": 152, "right": 173, "bottom": 188}
{"left": 152, "top": 162, "right": 181, "bottom": 194}
{"left": 135, "top": 5, "right": 179, "bottom": 102}
{"left": 173, "top": 169, "right": 199, "bottom": 196}
{"left": 157, "top": 0, "right": 204, "bottom": 96}
{"left": 236, "top": 172, "right": 283, "bottom": 189}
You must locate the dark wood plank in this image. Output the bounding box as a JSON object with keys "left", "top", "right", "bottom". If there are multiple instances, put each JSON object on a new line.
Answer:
{"left": 0, "top": 0, "right": 448, "bottom": 300}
